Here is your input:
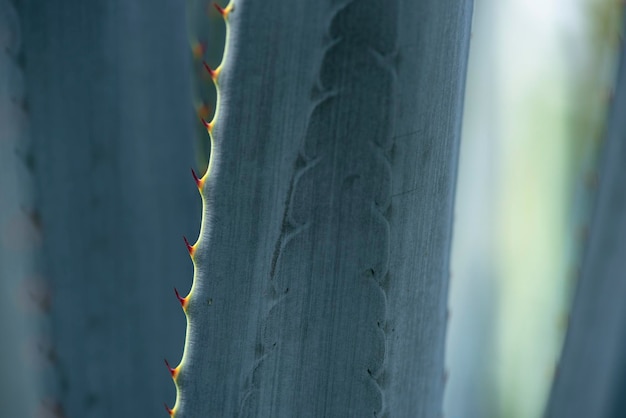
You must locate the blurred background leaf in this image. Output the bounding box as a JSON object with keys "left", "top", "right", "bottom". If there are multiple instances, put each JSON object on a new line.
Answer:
{"left": 445, "top": 0, "right": 623, "bottom": 417}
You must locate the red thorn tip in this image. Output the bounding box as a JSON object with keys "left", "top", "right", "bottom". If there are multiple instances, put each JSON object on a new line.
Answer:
{"left": 164, "top": 403, "right": 173, "bottom": 415}
{"left": 203, "top": 61, "right": 218, "bottom": 80}
{"left": 174, "top": 288, "right": 187, "bottom": 308}
{"left": 191, "top": 168, "right": 202, "bottom": 188}
{"left": 213, "top": 3, "right": 226, "bottom": 16}
{"left": 201, "top": 118, "right": 213, "bottom": 132}
{"left": 164, "top": 358, "right": 178, "bottom": 378}
{"left": 183, "top": 236, "right": 195, "bottom": 256}
{"left": 197, "top": 103, "right": 210, "bottom": 119}
{"left": 192, "top": 41, "right": 206, "bottom": 60}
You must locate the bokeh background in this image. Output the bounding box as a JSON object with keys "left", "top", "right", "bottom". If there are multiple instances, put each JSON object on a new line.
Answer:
{"left": 445, "top": 0, "right": 623, "bottom": 417}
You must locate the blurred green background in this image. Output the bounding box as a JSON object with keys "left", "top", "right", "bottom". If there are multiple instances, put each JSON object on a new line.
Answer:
{"left": 445, "top": 0, "right": 623, "bottom": 417}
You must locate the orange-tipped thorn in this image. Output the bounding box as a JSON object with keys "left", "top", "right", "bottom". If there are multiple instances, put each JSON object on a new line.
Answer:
{"left": 174, "top": 287, "right": 188, "bottom": 309}
{"left": 196, "top": 102, "right": 211, "bottom": 120}
{"left": 164, "top": 403, "right": 174, "bottom": 416}
{"left": 203, "top": 61, "right": 220, "bottom": 81}
{"left": 191, "top": 168, "right": 204, "bottom": 190}
{"left": 213, "top": 3, "right": 225, "bottom": 15}
{"left": 201, "top": 117, "right": 214, "bottom": 133}
{"left": 164, "top": 358, "right": 179, "bottom": 379}
{"left": 183, "top": 236, "right": 195, "bottom": 257}
{"left": 213, "top": 2, "right": 233, "bottom": 18}
{"left": 191, "top": 40, "right": 206, "bottom": 60}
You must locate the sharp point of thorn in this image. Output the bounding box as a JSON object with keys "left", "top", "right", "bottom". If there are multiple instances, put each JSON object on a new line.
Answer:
{"left": 201, "top": 118, "right": 213, "bottom": 133}
{"left": 197, "top": 103, "right": 210, "bottom": 119}
{"left": 202, "top": 61, "right": 219, "bottom": 80}
{"left": 192, "top": 41, "right": 206, "bottom": 59}
{"left": 183, "top": 236, "right": 195, "bottom": 256}
{"left": 191, "top": 168, "right": 203, "bottom": 189}
{"left": 164, "top": 358, "right": 178, "bottom": 378}
{"left": 213, "top": 3, "right": 232, "bottom": 17}
{"left": 174, "top": 287, "right": 188, "bottom": 308}
{"left": 164, "top": 403, "right": 173, "bottom": 416}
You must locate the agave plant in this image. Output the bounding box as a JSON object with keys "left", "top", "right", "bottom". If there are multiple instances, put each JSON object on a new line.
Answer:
{"left": 2, "top": 0, "right": 626, "bottom": 417}
{"left": 167, "top": 0, "right": 472, "bottom": 416}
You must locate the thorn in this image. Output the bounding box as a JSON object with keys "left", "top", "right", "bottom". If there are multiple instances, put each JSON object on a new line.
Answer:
{"left": 196, "top": 103, "right": 210, "bottom": 120}
{"left": 191, "top": 168, "right": 203, "bottom": 189}
{"left": 174, "top": 288, "right": 188, "bottom": 309}
{"left": 183, "top": 236, "right": 195, "bottom": 257}
{"left": 191, "top": 40, "right": 206, "bottom": 60}
{"left": 203, "top": 61, "right": 219, "bottom": 80}
{"left": 213, "top": 2, "right": 233, "bottom": 18}
{"left": 201, "top": 118, "right": 213, "bottom": 133}
{"left": 213, "top": 3, "right": 225, "bottom": 15}
{"left": 164, "top": 358, "right": 179, "bottom": 379}
{"left": 164, "top": 403, "right": 174, "bottom": 416}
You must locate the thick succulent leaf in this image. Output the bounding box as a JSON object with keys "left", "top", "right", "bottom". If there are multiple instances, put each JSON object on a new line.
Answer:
{"left": 173, "top": 0, "right": 473, "bottom": 416}
{"left": 545, "top": 9, "right": 626, "bottom": 418}
{"left": 13, "top": 1, "right": 197, "bottom": 416}
{"left": 0, "top": 2, "right": 41, "bottom": 416}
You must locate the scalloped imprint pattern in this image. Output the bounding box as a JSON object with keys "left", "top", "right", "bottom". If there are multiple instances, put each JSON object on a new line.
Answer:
{"left": 240, "top": 1, "right": 396, "bottom": 416}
